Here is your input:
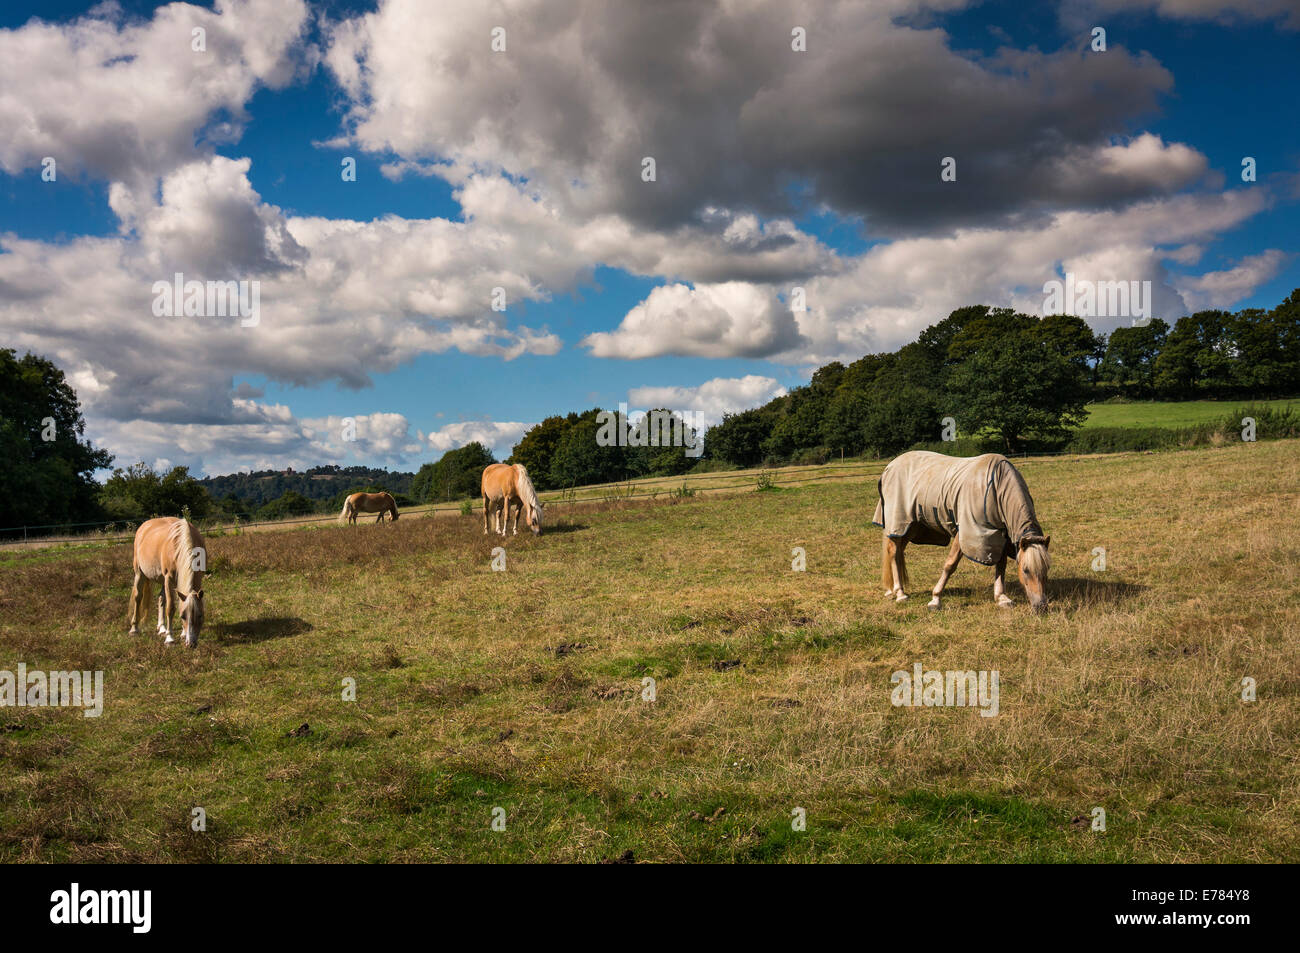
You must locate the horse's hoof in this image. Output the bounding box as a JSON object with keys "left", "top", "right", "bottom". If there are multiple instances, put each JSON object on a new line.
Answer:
{"left": 894, "top": 593, "right": 909, "bottom": 603}
{"left": 163, "top": 635, "right": 176, "bottom": 645}
{"left": 128, "top": 627, "right": 139, "bottom": 636}
{"left": 997, "top": 598, "right": 1014, "bottom": 609}
{"left": 927, "top": 598, "right": 941, "bottom": 610}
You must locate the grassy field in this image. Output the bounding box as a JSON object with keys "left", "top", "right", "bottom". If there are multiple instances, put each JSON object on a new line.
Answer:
{"left": 1080, "top": 398, "right": 1299, "bottom": 429}
{"left": 2, "top": 440, "right": 1298, "bottom": 862}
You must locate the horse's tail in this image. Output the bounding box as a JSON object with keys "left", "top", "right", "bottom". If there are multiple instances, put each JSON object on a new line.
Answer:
{"left": 339, "top": 498, "right": 353, "bottom": 523}
{"left": 881, "top": 534, "right": 906, "bottom": 591}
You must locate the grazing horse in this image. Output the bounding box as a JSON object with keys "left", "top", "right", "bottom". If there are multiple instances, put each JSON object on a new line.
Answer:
{"left": 129, "top": 517, "right": 207, "bottom": 646}
{"left": 340, "top": 491, "right": 399, "bottom": 524}
{"left": 873, "top": 451, "right": 1051, "bottom": 613}
{"left": 481, "top": 463, "right": 543, "bottom": 536}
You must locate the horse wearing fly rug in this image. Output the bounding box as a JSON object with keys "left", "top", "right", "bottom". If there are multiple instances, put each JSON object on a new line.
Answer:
{"left": 873, "top": 451, "right": 1051, "bottom": 612}
{"left": 481, "top": 463, "right": 543, "bottom": 536}
{"left": 128, "top": 517, "right": 206, "bottom": 647}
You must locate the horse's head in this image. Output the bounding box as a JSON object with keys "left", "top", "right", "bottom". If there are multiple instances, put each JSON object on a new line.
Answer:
{"left": 1016, "top": 536, "right": 1051, "bottom": 613}
{"left": 179, "top": 589, "right": 205, "bottom": 647}
{"left": 390, "top": 508, "right": 399, "bottom": 521}
{"left": 527, "top": 502, "right": 544, "bottom": 535}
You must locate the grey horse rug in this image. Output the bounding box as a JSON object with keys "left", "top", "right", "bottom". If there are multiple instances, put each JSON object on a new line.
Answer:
{"left": 872, "top": 451, "right": 1046, "bottom": 566}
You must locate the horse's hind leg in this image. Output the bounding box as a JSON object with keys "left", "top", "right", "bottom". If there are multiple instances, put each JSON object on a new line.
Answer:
{"left": 993, "top": 556, "right": 1014, "bottom": 608}
{"left": 928, "top": 536, "right": 963, "bottom": 610}
{"left": 128, "top": 571, "right": 147, "bottom": 635}
{"left": 890, "top": 538, "right": 910, "bottom": 602}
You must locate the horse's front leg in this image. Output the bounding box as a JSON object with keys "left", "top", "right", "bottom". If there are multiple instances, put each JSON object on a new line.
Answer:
{"left": 993, "top": 556, "right": 1015, "bottom": 608}
{"left": 160, "top": 574, "right": 177, "bottom": 643}
{"left": 928, "top": 536, "right": 963, "bottom": 610}
{"left": 510, "top": 501, "right": 519, "bottom": 536}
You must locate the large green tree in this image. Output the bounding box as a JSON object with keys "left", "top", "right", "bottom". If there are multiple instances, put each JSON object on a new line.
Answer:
{"left": 1231, "top": 301, "right": 1300, "bottom": 397}
{"left": 1099, "top": 319, "right": 1169, "bottom": 397}
{"left": 947, "top": 326, "right": 1090, "bottom": 450}
{"left": 508, "top": 414, "right": 573, "bottom": 490}
{"left": 548, "top": 411, "right": 625, "bottom": 487}
{"left": 1153, "top": 311, "right": 1237, "bottom": 399}
{"left": 0, "top": 349, "right": 113, "bottom": 530}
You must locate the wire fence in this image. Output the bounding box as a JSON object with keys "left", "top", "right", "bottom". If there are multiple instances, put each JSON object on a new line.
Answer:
{"left": 0, "top": 445, "right": 1148, "bottom": 550}
{"left": 0, "top": 460, "right": 891, "bottom": 549}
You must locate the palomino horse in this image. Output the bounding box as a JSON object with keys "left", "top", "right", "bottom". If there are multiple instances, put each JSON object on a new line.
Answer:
{"left": 873, "top": 451, "right": 1051, "bottom": 612}
{"left": 481, "top": 463, "right": 543, "bottom": 536}
{"left": 340, "top": 491, "right": 399, "bottom": 524}
{"left": 129, "top": 516, "right": 207, "bottom": 646}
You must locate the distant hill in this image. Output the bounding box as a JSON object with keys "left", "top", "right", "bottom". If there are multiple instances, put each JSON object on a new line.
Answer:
{"left": 198, "top": 465, "right": 415, "bottom": 507}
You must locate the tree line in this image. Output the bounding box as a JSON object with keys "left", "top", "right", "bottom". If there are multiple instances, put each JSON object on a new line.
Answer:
{"left": 702, "top": 290, "right": 1300, "bottom": 467}
{"left": 3, "top": 288, "right": 1297, "bottom": 532}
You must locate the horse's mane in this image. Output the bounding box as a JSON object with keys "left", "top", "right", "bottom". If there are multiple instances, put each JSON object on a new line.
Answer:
{"left": 1018, "top": 540, "right": 1051, "bottom": 580}
{"left": 171, "top": 519, "right": 202, "bottom": 595}
{"left": 513, "top": 464, "right": 540, "bottom": 516}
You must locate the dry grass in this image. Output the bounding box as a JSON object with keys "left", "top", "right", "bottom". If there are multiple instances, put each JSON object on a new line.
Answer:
{"left": 1, "top": 441, "right": 1297, "bottom": 862}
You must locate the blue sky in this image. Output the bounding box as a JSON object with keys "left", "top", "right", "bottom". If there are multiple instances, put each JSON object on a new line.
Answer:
{"left": 1, "top": 0, "right": 1296, "bottom": 476}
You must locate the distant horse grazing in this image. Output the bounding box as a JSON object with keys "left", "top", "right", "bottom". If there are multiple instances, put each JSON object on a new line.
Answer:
{"left": 873, "top": 451, "right": 1051, "bottom": 612}
{"left": 481, "top": 463, "right": 543, "bottom": 536}
{"left": 129, "top": 517, "right": 207, "bottom": 647}
{"left": 340, "top": 491, "right": 399, "bottom": 524}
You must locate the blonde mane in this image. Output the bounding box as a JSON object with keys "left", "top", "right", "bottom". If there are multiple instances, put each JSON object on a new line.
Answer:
{"left": 1018, "top": 540, "right": 1051, "bottom": 581}
{"left": 513, "top": 464, "right": 540, "bottom": 519}
{"left": 172, "top": 519, "right": 201, "bottom": 595}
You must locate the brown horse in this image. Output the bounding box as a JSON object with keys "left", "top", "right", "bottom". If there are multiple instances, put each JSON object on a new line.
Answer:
{"left": 481, "top": 463, "right": 543, "bottom": 536}
{"left": 874, "top": 451, "right": 1051, "bottom": 613}
{"left": 129, "top": 517, "right": 207, "bottom": 646}
{"left": 340, "top": 491, "right": 399, "bottom": 524}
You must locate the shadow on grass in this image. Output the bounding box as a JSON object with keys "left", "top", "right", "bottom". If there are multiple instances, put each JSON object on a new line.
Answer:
{"left": 208, "top": 616, "right": 313, "bottom": 644}
{"left": 1048, "top": 576, "right": 1147, "bottom": 608}
{"left": 542, "top": 522, "right": 587, "bottom": 534}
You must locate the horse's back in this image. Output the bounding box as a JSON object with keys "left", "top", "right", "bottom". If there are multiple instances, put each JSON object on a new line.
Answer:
{"left": 347, "top": 492, "right": 392, "bottom": 511}
{"left": 133, "top": 517, "right": 186, "bottom": 578}
{"left": 879, "top": 451, "right": 1021, "bottom": 564}
{"left": 481, "top": 463, "right": 513, "bottom": 498}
